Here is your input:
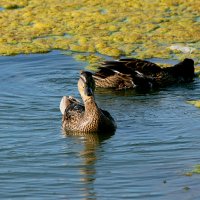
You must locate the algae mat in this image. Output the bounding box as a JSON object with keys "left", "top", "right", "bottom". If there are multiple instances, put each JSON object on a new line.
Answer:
{"left": 0, "top": 0, "right": 199, "bottom": 63}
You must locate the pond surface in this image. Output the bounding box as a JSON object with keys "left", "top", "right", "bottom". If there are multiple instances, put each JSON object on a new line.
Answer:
{"left": 1, "top": 51, "right": 200, "bottom": 199}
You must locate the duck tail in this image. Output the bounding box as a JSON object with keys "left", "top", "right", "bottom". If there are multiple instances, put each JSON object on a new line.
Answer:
{"left": 60, "top": 96, "right": 69, "bottom": 115}
{"left": 60, "top": 96, "right": 81, "bottom": 115}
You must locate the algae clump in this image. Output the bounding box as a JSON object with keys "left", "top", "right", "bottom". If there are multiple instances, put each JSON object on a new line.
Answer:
{"left": 192, "top": 164, "right": 200, "bottom": 174}
{"left": 0, "top": 0, "right": 199, "bottom": 63}
{"left": 185, "top": 164, "right": 200, "bottom": 176}
{"left": 187, "top": 100, "right": 200, "bottom": 108}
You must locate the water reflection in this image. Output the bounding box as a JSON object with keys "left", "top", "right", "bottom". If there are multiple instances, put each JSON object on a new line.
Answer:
{"left": 62, "top": 131, "right": 114, "bottom": 199}
{"left": 95, "top": 87, "right": 161, "bottom": 97}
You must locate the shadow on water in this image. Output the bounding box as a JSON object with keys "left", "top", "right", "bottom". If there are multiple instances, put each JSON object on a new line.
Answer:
{"left": 95, "top": 87, "right": 161, "bottom": 98}
{"left": 95, "top": 79, "right": 198, "bottom": 98}
{"left": 62, "top": 130, "right": 115, "bottom": 199}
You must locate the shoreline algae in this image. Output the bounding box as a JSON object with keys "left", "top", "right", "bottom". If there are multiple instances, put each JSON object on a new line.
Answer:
{"left": 0, "top": 0, "right": 199, "bottom": 63}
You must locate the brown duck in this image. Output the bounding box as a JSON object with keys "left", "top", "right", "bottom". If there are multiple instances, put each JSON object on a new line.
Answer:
{"left": 60, "top": 71, "right": 116, "bottom": 133}
{"left": 93, "top": 58, "right": 195, "bottom": 90}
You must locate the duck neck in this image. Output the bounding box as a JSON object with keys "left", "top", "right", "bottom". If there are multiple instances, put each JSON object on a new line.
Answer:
{"left": 83, "top": 96, "right": 99, "bottom": 116}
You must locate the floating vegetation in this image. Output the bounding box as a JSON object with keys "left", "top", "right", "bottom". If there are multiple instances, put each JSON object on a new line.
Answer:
{"left": 195, "top": 66, "right": 200, "bottom": 77}
{"left": 183, "top": 164, "right": 200, "bottom": 178}
{"left": 183, "top": 186, "right": 190, "bottom": 191}
{"left": 74, "top": 54, "right": 105, "bottom": 63}
{"left": 184, "top": 172, "right": 193, "bottom": 176}
{"left": 0, "top": 0, "right": 199, "bottom": 64}
{"left": 187, "top": 100, "right": 200, "bottom": 108}
{"left": 185, "top": 164, "right": 200, "bottom": 176}
{"left": 192, "top": 164, "right": 200, "bottom": 174}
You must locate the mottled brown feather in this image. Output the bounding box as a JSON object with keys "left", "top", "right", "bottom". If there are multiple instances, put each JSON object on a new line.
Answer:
{"left": 93, "top": 58, "right": 195, "bottom": 90}
{"left": 60, "top": 72, "right": 116, "bottom": 134}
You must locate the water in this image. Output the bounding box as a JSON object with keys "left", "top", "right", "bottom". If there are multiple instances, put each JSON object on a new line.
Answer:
{"left": 1, "top": 51, "right": 200, "bottom": 199}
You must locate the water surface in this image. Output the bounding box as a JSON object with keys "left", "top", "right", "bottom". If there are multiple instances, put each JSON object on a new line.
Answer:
{"left": 1, "top": 52, "right": 200, "bottom": 199}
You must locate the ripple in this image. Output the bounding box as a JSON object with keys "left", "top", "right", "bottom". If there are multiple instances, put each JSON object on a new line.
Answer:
{"left": 1, "top": 53, "right": 200, "bottom": 199}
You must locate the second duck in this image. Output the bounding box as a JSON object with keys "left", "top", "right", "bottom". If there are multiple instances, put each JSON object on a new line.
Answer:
{"left": 93, "top": 58, "right": 195, "bottom": 90}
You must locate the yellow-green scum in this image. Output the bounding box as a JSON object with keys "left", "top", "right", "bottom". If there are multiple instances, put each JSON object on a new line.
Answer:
{"left": 187, "top": 100, "right": 200, "bottom": 108}
{"left": 0, "top": 0, "right": 199, "bottom": 63}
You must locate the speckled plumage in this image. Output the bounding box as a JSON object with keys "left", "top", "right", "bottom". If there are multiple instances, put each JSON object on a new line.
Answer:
{"left": 93, "top": 58, "right": 195, "bottom": 90}
{"left": 60, "top": 71, "right": 116, "bottom": 134}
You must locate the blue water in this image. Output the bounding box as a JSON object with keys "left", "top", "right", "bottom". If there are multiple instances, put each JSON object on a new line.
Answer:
{"left": 1, "top": 51, "right": 200, "bottom": 199}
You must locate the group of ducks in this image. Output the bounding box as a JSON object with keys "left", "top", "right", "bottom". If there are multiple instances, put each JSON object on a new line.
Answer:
{"left": 60, "top": 58, "right": 195, "bottom": 134}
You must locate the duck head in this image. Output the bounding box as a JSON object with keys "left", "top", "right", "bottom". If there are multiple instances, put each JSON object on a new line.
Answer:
{"left": 178, "top": 58, "right": 195, "bottom": 82}
{"left": 78, "top": 71, "right": 96, "bottom": 102}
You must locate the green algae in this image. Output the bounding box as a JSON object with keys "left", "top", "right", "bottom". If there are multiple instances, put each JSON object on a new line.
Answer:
{"left": 74, "top": 54, "right": 105, "bottom": 63}
{"left": 0, "top": 0, "right": 199, "bottom": 64}
{"left": 187, "top": 100, "right": 200, "bottom": 108}
{"left": 185, "top": 164, "right": 200, "bottom": 176}
{"left": 192, "top": 164, "right": 200, "bottom": 174}
{"left": 183, "top": 164, "right": 200, "bottom": 177}
{"left": 195, "top": 66, "right": 200, "bottom": 77}
{"left": 183, "top": 186, "right": 190, "bottom": 191}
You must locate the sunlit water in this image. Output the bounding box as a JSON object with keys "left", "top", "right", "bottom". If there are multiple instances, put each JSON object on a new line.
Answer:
{"left": 1, "top": 51, "right": 200, "bottom": 199}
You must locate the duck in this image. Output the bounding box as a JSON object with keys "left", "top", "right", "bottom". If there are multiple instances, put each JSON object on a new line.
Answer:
{"left": 60, "top": 71, "right": 116, "bottom": 134}
{"left": 92, "top": 58, "right": 195, "bottom": 90}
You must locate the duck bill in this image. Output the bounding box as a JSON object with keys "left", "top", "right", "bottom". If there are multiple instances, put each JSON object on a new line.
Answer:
{"left": 84, "top": 86, "right": 93, "bottom": 96}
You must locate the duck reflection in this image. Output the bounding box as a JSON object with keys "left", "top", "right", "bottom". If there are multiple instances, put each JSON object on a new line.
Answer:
{"left": 62, "top": 131, "right": 114, "bottom": 200}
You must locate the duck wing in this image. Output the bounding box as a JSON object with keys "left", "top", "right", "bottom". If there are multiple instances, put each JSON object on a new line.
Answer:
{"left": 99, "top": 58, "right": 162, "bottom": 76}
{"left": 93, "top": 58, "right": 160, "bottom": 89}
{"left": 100, "top": 109, "right": 117, "bottom": 131}
{"left": 101, "top": 109, "right": 115, "bottom": 122}
{"left": 93, "top": 68, "right": 135, "bottom": 89}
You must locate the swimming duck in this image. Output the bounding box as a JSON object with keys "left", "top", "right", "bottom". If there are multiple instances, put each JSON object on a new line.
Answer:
{"left": 92, "top": 58, "right": 195, "bottom": 90}
{"left": 60, "top": 71, "right": 116, "bottom": 133}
